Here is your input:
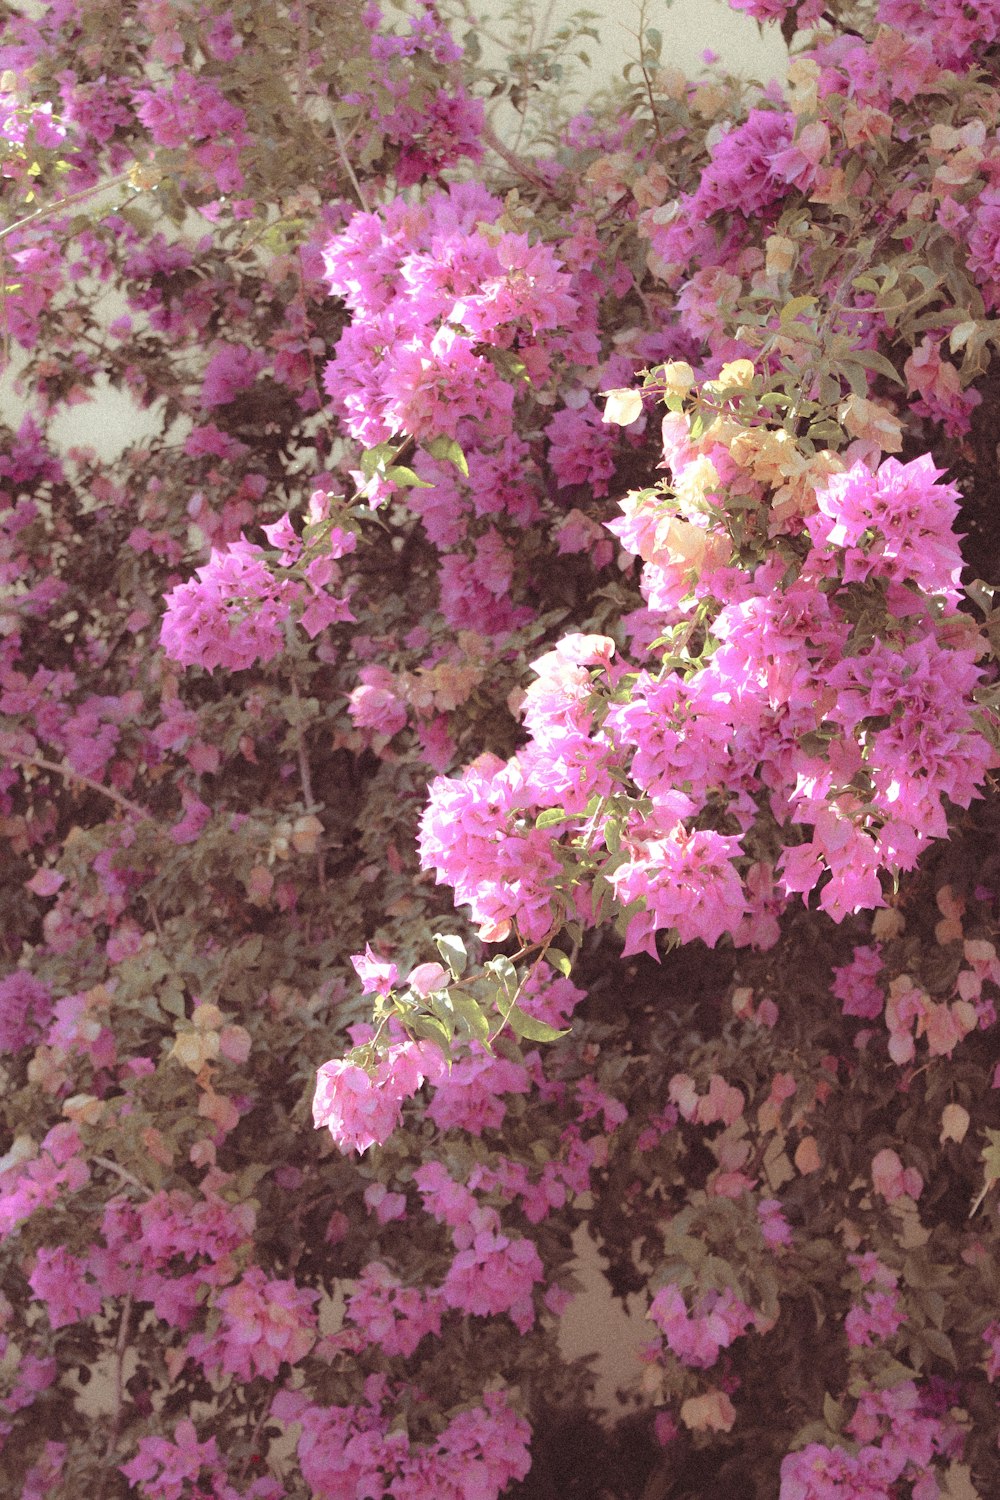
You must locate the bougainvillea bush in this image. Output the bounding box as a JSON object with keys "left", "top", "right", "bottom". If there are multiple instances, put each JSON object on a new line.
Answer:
{"left": 4, "top": 0, "right": 1000, "bottom": 1493}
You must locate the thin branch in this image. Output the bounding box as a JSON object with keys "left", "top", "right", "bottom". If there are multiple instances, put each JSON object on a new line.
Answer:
{"left": 0, "top": 169, "right": 138, "bottom": 245}
{"left": 96, "top": 1293, "right": 133, "bottom": 1500}
{"left": 636, "top": 0, "right": 664, "bottom": 141}
{"left": 448, "top": 0, "right": 517, "bottom": 54}
{"left": 7, "top": 750, "right": 153, "bottom": 822}
{"left": 296, "top": 0, "right": 311, "bottom": 108}
{"left": 330, "top": 114, "right": 371, "bottom": 212}
{"left": 489, "top": 939, "right": 557, "bottom": 1045}
{"left": 94, "top": 1156, "right": 155, "bottom": 1197}
{"left": 294, "top": 250, "right": 338, "bottom": 461}
{"left": 478, "top": 119, "right": 553, "bottom": 196}
{"left": 288, "top": 676, "right": 317, "bottom": 811}
{"left": 238, "top": 1406, "right": 273, "bottom": 1485}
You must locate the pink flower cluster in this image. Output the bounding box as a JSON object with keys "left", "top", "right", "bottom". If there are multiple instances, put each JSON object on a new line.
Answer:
{"left": 610, "top": 822, "right": 748, "bottom": 957}
{"left": 419, "top": 752, "right": 566, "bottom": 944}
{"left": 844, "top": 1254, "right": 906, "bottom": 1349}
{"left": 338, "top": 1262, "right": 443, "bottom": 1358}
{"left": 443, "top": 1218, "right": 543, "bottom": 1334}
{"left": 88, "top": 1187, "right": 256, "bottom": 1330}
{"left": 426, "top": 1048, "right": 532, "bottom": 1135}
{"left": 133, "top": 68, "right": 249, "bottom": 198}
{"left": 359, "top": 3, "right": 483, "bottom": 184}
{"left": 321, "top": 182, "right": 577, "bottom": 449}
{"left": 199, "top": 343, "right": 267, "bottom": 408}
{"left": 0, "top": 970, "right": 52, "bottom": 1053}
{"left": 780, "top": 1381, "right": 958, "bottom": 1499}
{"left": 836, "top": 932, "right": 993, "bottom": 1064}
{"left": 649, "top": 1281, "right": 759, "bottom": 1368}
{"left": 319, "top": 181, "right": 600, "bottom": 642}
{"left": 871, "top": 1147, "right": 923, "bottom": 1203}
{"left": 188, "top": 1266, "right": 318, "bottom": 1382}
{"left": 121, "top": 1419, "right": 283, "bottom": 1500}
{"left": 883, "top": 974, "right": 977, "bottom": 1064}
{"left": 832, "top": 945, "right": 884, "bottom": 1021}
{"left": 160, "top": 534, "right": 353, "bottom": 672}
{"left": 0, "top": 1124, "right": 88, "bottom": 1241}
{"left": 274, "top": 1381, "right": 531, "bottom": 1500}
{"left": 121, "top": 1420, "right": 226, "bottom": 1500}
{"left": 411, "top": 1161, "right": 544, "bottom": 1331}
{"left": 904, "top": 336, "right": 982, "bottom": 438}
{"left": 28, "top": 1245, "right": 102, "bottom": 1329}
{"left": 805, "top": 454, "right": 964, "bottom": 604}
{"left": 159, "top": 540, "right": 294, "bottom": 672}
{"left": 313, "top": 1038, "right": 447, "bottom": 1154}
{"left": 419, "top": 442, "right": 994, "bottom": 963}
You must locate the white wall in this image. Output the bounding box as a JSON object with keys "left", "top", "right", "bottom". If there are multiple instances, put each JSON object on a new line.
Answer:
{"left": 472, "top": 0, "right": 787, "bottom": 90}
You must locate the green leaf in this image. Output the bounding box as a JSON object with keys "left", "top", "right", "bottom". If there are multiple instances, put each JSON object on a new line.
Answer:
{"left": 485, "top": 955, "right": 518, "bottom": 997}
{"left": 970, "top": 1128, "right": 1000, "bottom": 1215}
{"left": 159, "top": 986, "right": 187, "bottom": 1019}
{"left": 844, "top": 346, "right": 905, "bottom": 388}
{"left": 426, "top": 436, "right": 469, "bottom": 476}
{"left": 360, "top": 442, "right": 396, "bottom": 479}
{"left": 562, "top": 921, "right": 584, "bottom": 951}
{"left": 547, "top": 948, "right": 572, "bottom": 978}
{"left": 949, "top": 319, "right": 979, "bottom": 354}
{"left": 503, "top": 1003, "right": 569, "bottom": 1043}
{"left": 410, "top": 1013, "right": 453, "bottom": 1053}
{"left": 385, "top": 465, "right": 433, "bottom": 488}
{"left": 434, "top": 933, "right": 467, "bottom": 979}
{"left": 780, "top": 294, "right": 817, "bottom": 326}
{"left": 806, "top": 419, "right": 846, "bottom": 441}
{"left": 966, "top": 578, "right": 997, "bottom": 614}
{"left": 536, "top": 807, "right": 570, "bottom": 829}
{"left": 447, "top": 989, "right": 491, "bottom": 1045}
{"left": 822, "top": 1392, "right": 845, "bottom": 1434}
{"left": 921, "top": 1328, "right": 957, "bottom": 1367}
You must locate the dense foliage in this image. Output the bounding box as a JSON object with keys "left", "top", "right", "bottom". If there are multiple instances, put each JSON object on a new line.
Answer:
{"left": 3, "top": 0, "right": 1000, "bottom": 1495}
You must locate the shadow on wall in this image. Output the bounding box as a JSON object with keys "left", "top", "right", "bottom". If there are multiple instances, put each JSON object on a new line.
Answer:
{"left": 560, "top": 1223, "right": 652, "bottom": 1412}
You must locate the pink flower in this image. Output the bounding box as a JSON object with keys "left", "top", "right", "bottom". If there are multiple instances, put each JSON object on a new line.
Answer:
{"left": 427, "top": 1050, "right": 531, "bottom": 1135}
{"left": 314, "top": 1040, "right": 447, "bottom": 1154}
{"left": 807, "top": 454, "right": 964, "bottom": 602}
{"left": 696, "top": 108, "right": 796, "bottom": 217}
{"left": 363, "top": 1183, "right": 407, "bottom": 1224}
{"left": 199, "top": 342, "right": 266, "bottom": 407}
{"left": 192, "top": 1266, "right": 318, "bottom": 1381}
{"left": 405, "top": 961, "right": 450, "bottom": 996}
{"left": 351, "top": 945, "right": 399, "bottom": 995}
{"left": 0, "top": 971, "right": 52, "bottom": 1053}
{"left": 29, "top": 1245, "right": 102, "bottom": 1329}
{"left": 120, "top": 1421, "right": 221, "bottom": 1500}
{"left": 871, "top": 1147, "right": 923, "bottom": 1203}
{"left": 649, "top": 1283, "right": 757, "bottom": 1369}
{"left": 160, "top": 539, "right": 292, "bottom": 672}
{"left": 833, "top": 945, "right": 885, "bottom": 1020}
{"left": 611, "top": 821, "right": 748, "bottom": 955}
{"left": 348, "top": 667, "right": 408, "bottom": 737}
{"left": 845, "top": 1289, "right": 906, "bottom": 1347}
{"left": 983, "top": 1320, "right": 1000, "bottom": 1382}
{"left": 758, "top": 1198, "right": 793, "bottom": 1248}
{"left": 341, "top": 1262, "right": 442, "bottom": 1357}
{"left": 442, "top": 1228, "right": 543, "bottom": 1333}
{"left": 545, "top": 400, "right": 618, "bottom": 496}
